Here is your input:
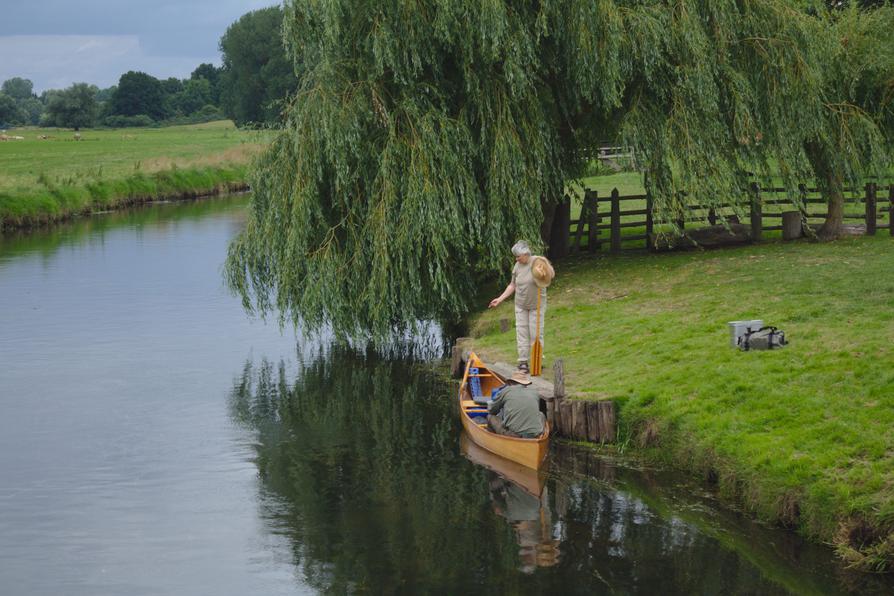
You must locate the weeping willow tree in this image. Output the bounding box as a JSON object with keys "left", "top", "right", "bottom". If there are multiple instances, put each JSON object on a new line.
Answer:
{"left": 226, "top": 0, "right": 894, "bottom": 339}
{"left": 801, "top": 5, "right": 894, "bottom": 238}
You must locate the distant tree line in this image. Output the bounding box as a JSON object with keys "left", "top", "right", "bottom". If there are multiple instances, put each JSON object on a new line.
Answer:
{"left": 0, "top": 6, "right": 296, "bottom": 130}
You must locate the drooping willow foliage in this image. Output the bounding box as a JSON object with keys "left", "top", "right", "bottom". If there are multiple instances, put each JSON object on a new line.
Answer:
{"left": 226, "top": 1, "right": 894, "bottom": 339}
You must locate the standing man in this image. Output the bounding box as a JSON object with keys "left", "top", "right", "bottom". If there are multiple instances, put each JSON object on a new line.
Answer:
{"left": 487, "top": 371, "right": 546, "bottom": 438}
{"left": 488, "top": 240, "right": 554, "bottom": 374}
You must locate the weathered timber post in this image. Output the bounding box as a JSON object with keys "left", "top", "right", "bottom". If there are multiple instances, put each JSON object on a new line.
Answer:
{"left": 450, "top": 345, "right": 464, "bottom": 378}
{"left": 890, "top": 184, "right": 894, "bottom": 237}
{"left": 571, "top": 401, "right": 588, "bottom": 441}
{"left": 587, "top": 190, "right": 599, "bottom": 252}
{"left": 558, "top": 400, "right": 574, "bottom": 437}
{"left": 610, "top": 188, "right": 621, "bottom": 253}
{"left": 451, "top": 337, "right": 472, "bottom": 378}
{"left": 552, "top": 359, "right": 565, "bottom": 398}
{"left": 866, "top": 182, "right": 877, "bottom": 236}
{"left": 598, "top": 401, "right": 616, "bottom": 442}
{"left": 750, "top": 182, "right": 763, "bottom": 242}
{"left": 586, "top": 401, "right": 601, "bottom": 442}
{"left": 546, "top": 398, "right": 558, "bottom": 428}
{"left": 782, "top": 211, "right": 802, "bottom": 240}
{"left": 645, "top": 191, "right": 654, "bottom": 250}
{"left": 571, "top": 196, "right": 589, "bottom": 254}
{"left": 708, "top": 207, "right": 717, "bottom": 226}
{"left": 551, "top": 397, "right": 564, "bottom": 432}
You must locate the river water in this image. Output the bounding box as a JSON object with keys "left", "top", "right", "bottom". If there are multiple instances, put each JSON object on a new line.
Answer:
{"left": 0, "top": 196, "right": 890, "bottom": 595}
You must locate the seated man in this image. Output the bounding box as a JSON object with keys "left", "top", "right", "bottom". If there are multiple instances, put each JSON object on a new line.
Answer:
{"left": 487, "top": 371, "right": 545, "bottom": 438}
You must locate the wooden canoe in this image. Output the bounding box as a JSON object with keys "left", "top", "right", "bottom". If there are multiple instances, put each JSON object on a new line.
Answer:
{"left": 458, "top": 352, "right": 549, "bottom": 469}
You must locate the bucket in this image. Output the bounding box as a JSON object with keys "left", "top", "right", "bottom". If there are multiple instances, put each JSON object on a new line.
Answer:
{"left": 728, "top": 320, "right": 763, "bottom": 348}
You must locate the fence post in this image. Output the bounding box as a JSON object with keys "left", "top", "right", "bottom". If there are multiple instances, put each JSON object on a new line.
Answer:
{"left": 708, "top": 207, "right": 717, "bottom": 226}
{"left": 570, "top": 195, "right": 588, "bottom": 254}
{"left": 890, "top": 184, "right": 894, "bottom": 237}
{"left": 866, "top": 182, "right": 877, "bottom": 236}
{"left": 611, "top": 188, "right": 621, "bottom": 253}
{"left": 587, "top": 190, "right": 599, "bottom": 252}
{"left": 750, "top": 182, "right": 763, "bottom": 242}
{"left": 645, "top": 191, "right": 654, "bottom": 250}
{"left": 675, "top": 191, "right": 687, "bottom": 233}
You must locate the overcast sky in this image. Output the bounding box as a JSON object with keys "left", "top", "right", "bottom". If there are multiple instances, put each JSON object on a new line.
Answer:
{"left": 0, "top": 0, "right": 276, "bottom": 93}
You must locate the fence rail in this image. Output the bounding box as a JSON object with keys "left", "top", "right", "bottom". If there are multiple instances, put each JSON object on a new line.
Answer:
{"left": 553, "top": 182, "right": 894, "bottom": 256}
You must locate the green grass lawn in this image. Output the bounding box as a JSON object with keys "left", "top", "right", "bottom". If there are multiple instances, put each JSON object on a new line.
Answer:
{"left": 469, "top": 233, "right": 894, "bottom": 571}
{"left": 0, "top": 121, "right": 266, "bottom": 229}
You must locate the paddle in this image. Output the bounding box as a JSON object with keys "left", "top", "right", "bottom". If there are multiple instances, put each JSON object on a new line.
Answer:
{"left": 530, "top": 287, "right": 543, "bottom": 376}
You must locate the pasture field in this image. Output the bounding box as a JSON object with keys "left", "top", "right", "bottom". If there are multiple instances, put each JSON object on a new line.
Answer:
{"left": 470, "top": 232, "right": 894, "bottom": 571}
{"left": 0, "top": 120, "right": 266, "bottom": 229}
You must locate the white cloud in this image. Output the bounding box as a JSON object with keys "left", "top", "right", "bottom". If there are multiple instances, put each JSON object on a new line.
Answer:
{"left": 0, "top": 34, "right": 220, "bottom": 93}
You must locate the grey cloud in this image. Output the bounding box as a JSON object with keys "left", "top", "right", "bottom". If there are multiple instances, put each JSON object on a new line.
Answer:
{"left": 1, "top": 0, "right": 277, "bottom": 91}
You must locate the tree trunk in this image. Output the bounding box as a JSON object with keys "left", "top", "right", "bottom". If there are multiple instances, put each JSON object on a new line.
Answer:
{"left": 819, "top": 186, "right": 845, "bottom": 240}
{"left": 546, "top": 195, "right": 570, "bottom": 260}
{"left": 805, "top": 141, "right": 845, "bottom": 240}
{"left": 540, "top": 195, "right": 556, "bottom": 248}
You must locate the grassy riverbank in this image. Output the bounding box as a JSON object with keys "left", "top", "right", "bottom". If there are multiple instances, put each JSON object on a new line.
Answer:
{"left": 0, "top": 120, "right": 265, "bottom": 230}
{"left": 469, "top": 234, "right": 894, "bottom": 571}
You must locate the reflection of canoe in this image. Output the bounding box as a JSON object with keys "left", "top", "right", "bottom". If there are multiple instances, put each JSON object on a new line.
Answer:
{"left": 458, "top": 352, "right": 549, "bottom": 469}
{"left": 460, "top": 433, "right": 547, "bottom": 498}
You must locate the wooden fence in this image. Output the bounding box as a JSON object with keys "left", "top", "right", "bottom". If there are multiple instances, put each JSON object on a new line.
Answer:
{"left": 553, "top": 182, "right": 894, "bottom": 255}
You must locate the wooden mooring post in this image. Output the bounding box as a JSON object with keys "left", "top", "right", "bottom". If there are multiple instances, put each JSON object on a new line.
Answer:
{"left": 450, "top": 337, "right": 472, "bottom": 378}
{"left": 552, "top": 359, "right": 565, "bottom": 398}
{"left": 553, "top": 398, "right": 617, "bottom": 443}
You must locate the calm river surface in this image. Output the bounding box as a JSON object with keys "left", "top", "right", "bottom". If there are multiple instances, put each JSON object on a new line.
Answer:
{"left": 1, "top": 196, "right": 891, "bottom": 595}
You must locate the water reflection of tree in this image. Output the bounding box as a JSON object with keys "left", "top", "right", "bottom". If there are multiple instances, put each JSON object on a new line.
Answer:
{"left": 548, "top": 444, "right": 827, "bottom": 596}
{"left": 229, "top": 350, "right": 541, "bottom": 594}
{"left": 229, "top": 352, "right": 854, "bottom": 595}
